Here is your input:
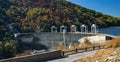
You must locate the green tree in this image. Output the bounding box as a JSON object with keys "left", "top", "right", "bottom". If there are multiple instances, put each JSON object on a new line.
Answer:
{"left": 3, "top": 40, "right": 17, "bottom": 58}
{"left": 0, "top": 42, "right": 3, "bottom": 59}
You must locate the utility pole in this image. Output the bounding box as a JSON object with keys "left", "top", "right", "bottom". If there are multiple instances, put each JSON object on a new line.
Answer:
{"left": 63, "top": 29, "right": 66, "bottom": 49}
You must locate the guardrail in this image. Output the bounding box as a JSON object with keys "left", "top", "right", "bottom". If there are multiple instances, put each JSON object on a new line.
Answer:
{"left": 62, "top": 45, "right": 104, "bottom": 56}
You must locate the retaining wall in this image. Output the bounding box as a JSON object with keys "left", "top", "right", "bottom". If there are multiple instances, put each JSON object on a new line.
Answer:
{"left": 0, "top": 50, "right": 62, "bottom": 62}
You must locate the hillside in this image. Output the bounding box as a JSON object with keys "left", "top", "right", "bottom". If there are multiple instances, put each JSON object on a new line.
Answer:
{"left": 0, "top": 0, "right": 13, "bottom": 41}
{"left": 0, "top": 0, "right": 120, "bottom": 40}
{"left": 76, "top": 36, "right": 120, "bottom": 62}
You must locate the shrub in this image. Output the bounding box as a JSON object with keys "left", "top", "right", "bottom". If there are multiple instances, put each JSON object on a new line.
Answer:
{"left": 57, "top": 42, "right": 64, "bottom": 50}
{"left": 0, "top": 42, "right": 3, "bottom": 59}
{"left": 84, "top": 38, "right": 91, "bottom": 45}
{"left": 3, "top": 40, "right": 17, "bottom": 58}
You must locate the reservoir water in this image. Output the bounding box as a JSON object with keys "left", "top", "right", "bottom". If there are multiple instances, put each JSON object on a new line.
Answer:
{"left": 100, "top": 27, "right": 120, "bottom": 36}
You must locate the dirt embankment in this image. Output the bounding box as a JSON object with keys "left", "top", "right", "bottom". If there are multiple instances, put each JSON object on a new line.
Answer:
{"left": 76, "top": 36, "right": 120, "bottom": 62}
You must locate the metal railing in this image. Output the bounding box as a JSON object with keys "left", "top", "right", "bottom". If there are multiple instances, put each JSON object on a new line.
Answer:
{"left": 62, "top": 45, "right": 104, "bottom": 56}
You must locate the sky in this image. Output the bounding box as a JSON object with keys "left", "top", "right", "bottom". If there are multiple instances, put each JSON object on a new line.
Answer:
{"left": 68, "top": 0, "right": 120, "bottom": 18}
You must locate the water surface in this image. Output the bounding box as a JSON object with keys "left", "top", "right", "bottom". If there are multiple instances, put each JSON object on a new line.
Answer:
{"left": 100, "top": 27, "right": 120, "bottom": 36}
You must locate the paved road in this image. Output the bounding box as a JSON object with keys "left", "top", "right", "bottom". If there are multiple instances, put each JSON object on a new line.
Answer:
{"left": 47, "top": 50, "right": 98, "bottom": 62}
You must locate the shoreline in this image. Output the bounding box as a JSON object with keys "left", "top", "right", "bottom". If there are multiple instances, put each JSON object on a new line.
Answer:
{"left": 108, "top": 26, "right": 120, "bottom": 28}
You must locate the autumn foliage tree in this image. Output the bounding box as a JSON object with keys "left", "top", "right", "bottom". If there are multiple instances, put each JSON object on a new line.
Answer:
{"left": 0, "top": 0, "right": 120, "bottom": 41}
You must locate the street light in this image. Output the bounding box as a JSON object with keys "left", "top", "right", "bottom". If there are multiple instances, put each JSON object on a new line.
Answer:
{"left": 14, "top": 33, "right": 20, "bottom": 50}
{"left": 14, "top": 33, "right": 20, "bottom": 42}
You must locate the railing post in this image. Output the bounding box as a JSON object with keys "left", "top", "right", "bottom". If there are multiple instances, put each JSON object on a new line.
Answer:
{"left": 62, "top": 51, "right": 64, "bottom": 56}
{"left": 75, "top": 48, "right": 78, "bottom": 53}
{"left": 85, "top": 47, "right": 87, "bottom": 51}
{"left": 93, "top": 46, "right": 95, "bottom": 50}
{"left": 99, "top": 45, "right": 101, "bottom": 49}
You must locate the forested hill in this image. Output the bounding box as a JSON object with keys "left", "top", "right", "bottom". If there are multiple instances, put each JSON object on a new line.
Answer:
{"left": 0, "top": 0, "right": 120, "bottom": 40}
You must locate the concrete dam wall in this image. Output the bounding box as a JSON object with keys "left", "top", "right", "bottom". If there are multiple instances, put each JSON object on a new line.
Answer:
{"left": 34, "top": 32, "right": 96, "bottom": 41}
{"left": 18, "top": 32, "right": 96, "bottom": 50}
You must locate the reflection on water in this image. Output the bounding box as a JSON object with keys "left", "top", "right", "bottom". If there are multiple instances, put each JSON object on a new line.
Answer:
{"left": 100, "top": 27, "right": 120, "bottom": 36}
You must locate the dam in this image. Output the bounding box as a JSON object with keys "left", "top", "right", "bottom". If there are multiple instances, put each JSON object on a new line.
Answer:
{"left": 16, "top": 32, "right": 114, "bottom": 50}
{"left": 15, "top": 24, "right": 115, "bottom": 50}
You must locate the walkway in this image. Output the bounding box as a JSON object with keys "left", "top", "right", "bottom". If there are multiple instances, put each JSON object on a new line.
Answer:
{"left": 47, "top": 50, "right": 99, "bottom": 62}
